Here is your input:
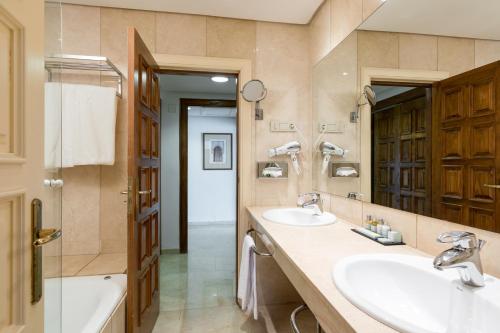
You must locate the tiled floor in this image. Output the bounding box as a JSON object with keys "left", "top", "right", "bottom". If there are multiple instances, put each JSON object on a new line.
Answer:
{"left": 153, "top": 224, "right": 316, "bottom": 333}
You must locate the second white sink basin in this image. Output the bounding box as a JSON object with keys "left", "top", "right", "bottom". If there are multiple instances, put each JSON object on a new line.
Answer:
{"left": 262, "top": 208, "right": 337, "bottom": 226}
{"left": 333, "top": 254, "right": 500, "bottom": 333}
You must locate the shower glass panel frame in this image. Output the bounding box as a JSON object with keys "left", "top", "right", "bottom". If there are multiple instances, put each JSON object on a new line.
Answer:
{"left": 43, "top": 1, "right": 63, "bottom": 332}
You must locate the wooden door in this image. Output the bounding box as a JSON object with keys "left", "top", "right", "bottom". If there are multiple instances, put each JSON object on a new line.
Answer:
{"left": 372, "top": 87, "right": 432, "bottom": 215}
{"left": 433, "top": 61, "right": 500, "bottom": 232}
{"left": 0, "top": 0, "right": 46, "bottom": 332}
{"left": 127, "top": 27, "right": 161, "bottom": 333}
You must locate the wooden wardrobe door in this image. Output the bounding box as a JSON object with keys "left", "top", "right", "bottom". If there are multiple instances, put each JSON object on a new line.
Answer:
{"left": 433, "top": 61, "right": 500, "bottom": 232}
{"left": 127, "top": 27, "right": 161, "bottom": 333}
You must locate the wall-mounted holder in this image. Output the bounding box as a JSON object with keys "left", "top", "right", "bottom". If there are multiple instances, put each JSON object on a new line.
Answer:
{"left": 329, "top": 163, "right": 360, "bottom": 178}
{"left": 257, "top": 162, "right": 288, "bottom": 179}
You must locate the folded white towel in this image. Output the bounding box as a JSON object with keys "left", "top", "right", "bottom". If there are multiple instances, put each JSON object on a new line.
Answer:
{"left": 237, "top": 235, "right": 258, "bottom": 320}
{"left": 44, "top": 83, "right": 117, "bottom": 169}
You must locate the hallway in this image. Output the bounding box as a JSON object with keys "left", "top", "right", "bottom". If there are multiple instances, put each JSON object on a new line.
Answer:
{"left": 153, "top": 224, "right": 315, "bottom": 332}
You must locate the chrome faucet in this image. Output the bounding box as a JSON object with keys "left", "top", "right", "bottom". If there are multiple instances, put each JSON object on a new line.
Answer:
{"left": 433, "top": 231, "right": 486, "bottom": 287}
{"left": 298, "top": 192, "right": 323, "bottom": 215}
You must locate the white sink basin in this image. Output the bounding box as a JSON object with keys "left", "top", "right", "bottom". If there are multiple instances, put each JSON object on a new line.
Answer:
{"left": 333, "top": 254, "right": 500, "bottom": 333}
{"left": 262, "top": 208, "right": 337, "bottom": 226}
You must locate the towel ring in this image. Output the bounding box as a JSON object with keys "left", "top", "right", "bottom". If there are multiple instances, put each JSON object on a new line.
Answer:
{"left": 246, "top": 228, "right": 273, "bottom": 257}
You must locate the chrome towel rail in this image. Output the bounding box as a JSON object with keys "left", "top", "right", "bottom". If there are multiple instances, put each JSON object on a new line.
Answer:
{"left": 290, "top": 304, "right": 323, "bottom": 333}
{"left": 246, "top": 228, "right": 273, "bottom": 257}
{"left": 45, "top": 54, "right": 124, "bottom": 97}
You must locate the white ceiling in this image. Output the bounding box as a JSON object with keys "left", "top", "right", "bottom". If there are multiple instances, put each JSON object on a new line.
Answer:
{"left": 160, "top": 74, "right": 237, "bottom": 96}
{"left": 360, "top": 0, "right": 500, "bottom": 40}
{"left": 62, "top": 0, "right": 323, "bottom": 24}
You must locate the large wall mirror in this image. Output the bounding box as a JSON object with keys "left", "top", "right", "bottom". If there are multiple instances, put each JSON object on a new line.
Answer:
{"left": 313, "top": 0, "right": 500, "bottom": 233}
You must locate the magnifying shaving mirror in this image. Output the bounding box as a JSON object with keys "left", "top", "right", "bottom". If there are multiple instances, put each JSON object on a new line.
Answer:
{"left": 241, "top": 79, "right": 267, "bottom": 120}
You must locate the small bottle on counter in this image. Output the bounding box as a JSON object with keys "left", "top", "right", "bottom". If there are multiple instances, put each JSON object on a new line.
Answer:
{"left": 376, "top": 218, "right": 385, "bottom": 235}
{"left": 381, "top": 223, "right": 391, "bottom": 238}
{"left": 370, "top": 219, "right": 379, "bottom": 233}
{"left": 365, "top": 215, "right": 373, "bottom": 230}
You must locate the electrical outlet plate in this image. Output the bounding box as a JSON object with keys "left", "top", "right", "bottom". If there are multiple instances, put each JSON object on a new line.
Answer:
{"left": 319, "top": 122, "right": 345, "bottom": 133}
{"left": 270, "top": 120, "right": 296, "bottom": 132}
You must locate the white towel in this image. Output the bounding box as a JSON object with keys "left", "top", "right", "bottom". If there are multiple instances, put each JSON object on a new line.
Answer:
{"left": 44, "top": 83, "right": 117, "bottom": 169}
{"left": 238, "top": 235, "right": 258, "bottom": 320}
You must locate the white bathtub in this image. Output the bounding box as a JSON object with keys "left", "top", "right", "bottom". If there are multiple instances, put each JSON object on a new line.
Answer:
{"left": 45, "top": 274, "right": 127, "bottom": 333}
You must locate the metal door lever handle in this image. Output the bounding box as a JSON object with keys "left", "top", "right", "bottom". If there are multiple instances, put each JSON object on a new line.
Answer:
{"left": 33, "top": 228, "right": 62, "bottom": 247}
{"left": 138, "top": 190, "right": 152, "bottom": 195}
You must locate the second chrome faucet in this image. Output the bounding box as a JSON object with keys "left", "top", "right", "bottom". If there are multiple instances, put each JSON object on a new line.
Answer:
{"left": 298, "top": 192, "right": 323, "bottom": 215}
{"left": 433, "top": 231, "right": 486, "bottom": 287}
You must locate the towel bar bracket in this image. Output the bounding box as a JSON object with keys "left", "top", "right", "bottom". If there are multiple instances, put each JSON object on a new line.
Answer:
{"left": 246, "top": 228, "right": 273, "bottom": 257}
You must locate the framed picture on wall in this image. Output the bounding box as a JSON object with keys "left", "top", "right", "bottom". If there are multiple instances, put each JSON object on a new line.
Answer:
{"left": 203, "top": 133, "right": 233, "bottom": 170}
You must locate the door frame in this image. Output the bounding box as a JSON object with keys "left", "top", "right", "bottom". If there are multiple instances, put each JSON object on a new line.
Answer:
{"left": 359, "top": 67, "right": 450, "bottom": 202}
{"left": 178, "top": 97, "right": 238, "bottom": 253}
{"left": 153, "top": 54, "right": 254, "bottom": 283}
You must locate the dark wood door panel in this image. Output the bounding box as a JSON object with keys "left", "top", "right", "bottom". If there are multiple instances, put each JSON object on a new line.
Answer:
{"left": 128, "top": 28, "right": 160, "bottom": 333}
{"left": 433, "top": 61, "right": 500, "bottom": 232}
{"left": 372, "top": 87, "right": 432, "bottom": 215}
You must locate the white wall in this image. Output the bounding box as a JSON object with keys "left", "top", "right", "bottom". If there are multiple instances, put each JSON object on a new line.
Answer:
{"left": 188, "top": 115, "right": 236, "bottom": 224}
{"left": 160, "top": 90, "right": 236, "bottom": 250}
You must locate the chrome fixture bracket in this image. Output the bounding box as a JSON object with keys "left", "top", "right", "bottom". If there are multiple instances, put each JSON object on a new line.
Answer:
{"left": 246, "top": 228, "right": 273, "bottom": 256}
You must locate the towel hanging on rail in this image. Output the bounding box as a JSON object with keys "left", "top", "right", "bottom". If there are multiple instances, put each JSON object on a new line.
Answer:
{"left": 44, "top": 82, "right": 117, "bottom": 168}
{"left": 238, "top": 234, "right": 258, "bottom": 320}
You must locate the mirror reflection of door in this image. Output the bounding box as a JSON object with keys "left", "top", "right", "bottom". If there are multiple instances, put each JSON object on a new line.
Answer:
{"left": 371, "top": 86, "right": 432, "bottom": 216}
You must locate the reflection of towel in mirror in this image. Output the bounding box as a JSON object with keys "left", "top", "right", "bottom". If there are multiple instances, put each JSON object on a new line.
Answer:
{"left": 237, "top": 235, "right": 258, "bottom": 319}
{"left": 44, "top": 82, "right": 117, "bottom": 168}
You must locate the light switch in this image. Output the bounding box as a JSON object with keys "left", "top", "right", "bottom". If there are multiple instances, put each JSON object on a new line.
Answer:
{"left": 270, "top": 120, "right": 296, "bottom": 132}
{"left": 319, "top": 122, "right": 345, "bottom": 133}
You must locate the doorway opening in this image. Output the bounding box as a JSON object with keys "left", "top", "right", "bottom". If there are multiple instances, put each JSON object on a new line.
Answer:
{"left": 371, "top": 82, "right": 433, "bottom": 215}
{"left": 158, "top": 72, "right": 240, "bottom": 318}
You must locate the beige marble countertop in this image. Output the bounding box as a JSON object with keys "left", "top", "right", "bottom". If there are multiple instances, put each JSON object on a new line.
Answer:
{"left": 247, "top": 206, "right": 432, "bottom": 333}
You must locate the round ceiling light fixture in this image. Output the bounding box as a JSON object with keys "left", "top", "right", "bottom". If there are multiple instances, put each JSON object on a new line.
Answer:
{"left": 211, "top": 76, "right": 229, "bottom": 83}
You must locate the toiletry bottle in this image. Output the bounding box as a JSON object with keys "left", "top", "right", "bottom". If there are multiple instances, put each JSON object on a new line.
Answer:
{"left": 371, "top": 219, "right": 379, "bottom": 232}
{"left": 376, "top": 219, "right": 384, "bottom": 235}
{"left": 365, "top": 215, "right": 373, "bottom": 230}
{"left": 381, "top": 222, "right": 391, "bottom": 238}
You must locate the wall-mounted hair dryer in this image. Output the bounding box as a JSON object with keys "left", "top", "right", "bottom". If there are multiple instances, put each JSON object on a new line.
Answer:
{"left": 319, "top": 142, "right": 347, "bottom": 174}
{"left": 268, "top": 141, "right": 301, "bottom": 175}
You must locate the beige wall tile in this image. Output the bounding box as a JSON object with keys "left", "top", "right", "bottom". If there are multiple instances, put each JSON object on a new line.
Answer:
{"left": 330, "top": 195, "right": 363, "bottom": 226}
{"left": 62, "top": 5, "right": 100, "bottom": 55}
{"left": 309, "top": 0, "right": 332, "bottom": 65}
{"left": 438, "top": 36, "right": 475, "bottom": 76}
{"left": 332, "top": 0, "right": 362, "bottom": 48}
{"left": 206, "top": 17, "right": 256, "bottom": 60}
{"left": 475, "top": 39, "right": 500, "bottom": 68}
{"left": 357, "top": 30, "right": 399, "bottom": 69}
{"left": 362, "top": 202, "right": 417, "bottom": 247}
{"left": 77, "top": 253, "right": 127, "bottom": 275}
{"left": 62, "top": 166, "right": 101, "bottom": 255}
{"left": 417, "top": 215, "right": 500, "bottom": 278}
{"left": 45, "top": 2, "right": 62, "bottom": 55}
{"left": 101, "top": 7, "right": 156, "bottom": 69}
{"left": 155, "top": 12, "right": 206, "bottom": 56}
{"left": 255, "top": 22, "right": 311, "bottom": 205}
{"left": 399, "top": 34, "right": 438, "bottom": 71}
{"left": 362, "top": 0, "right": 384, "bottom": 20}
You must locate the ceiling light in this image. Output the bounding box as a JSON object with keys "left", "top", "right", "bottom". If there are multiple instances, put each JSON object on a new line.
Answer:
{"left": 211, "top": 76, "right": 229, "bottom": 83}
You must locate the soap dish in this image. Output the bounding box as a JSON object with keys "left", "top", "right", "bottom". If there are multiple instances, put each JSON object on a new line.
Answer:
{"left": 351, "top": 228, "right": 405, "bottom": 246}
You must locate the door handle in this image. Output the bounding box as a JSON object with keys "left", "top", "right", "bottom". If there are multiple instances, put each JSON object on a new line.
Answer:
{"left": 483, "top": 184, "right": 500, "bottom": 189}
{"left": 33, "top": 228, "right": 62, "bottom": 247}
{"left": 138, "top": 190, "right": 152, "bottom": 195}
